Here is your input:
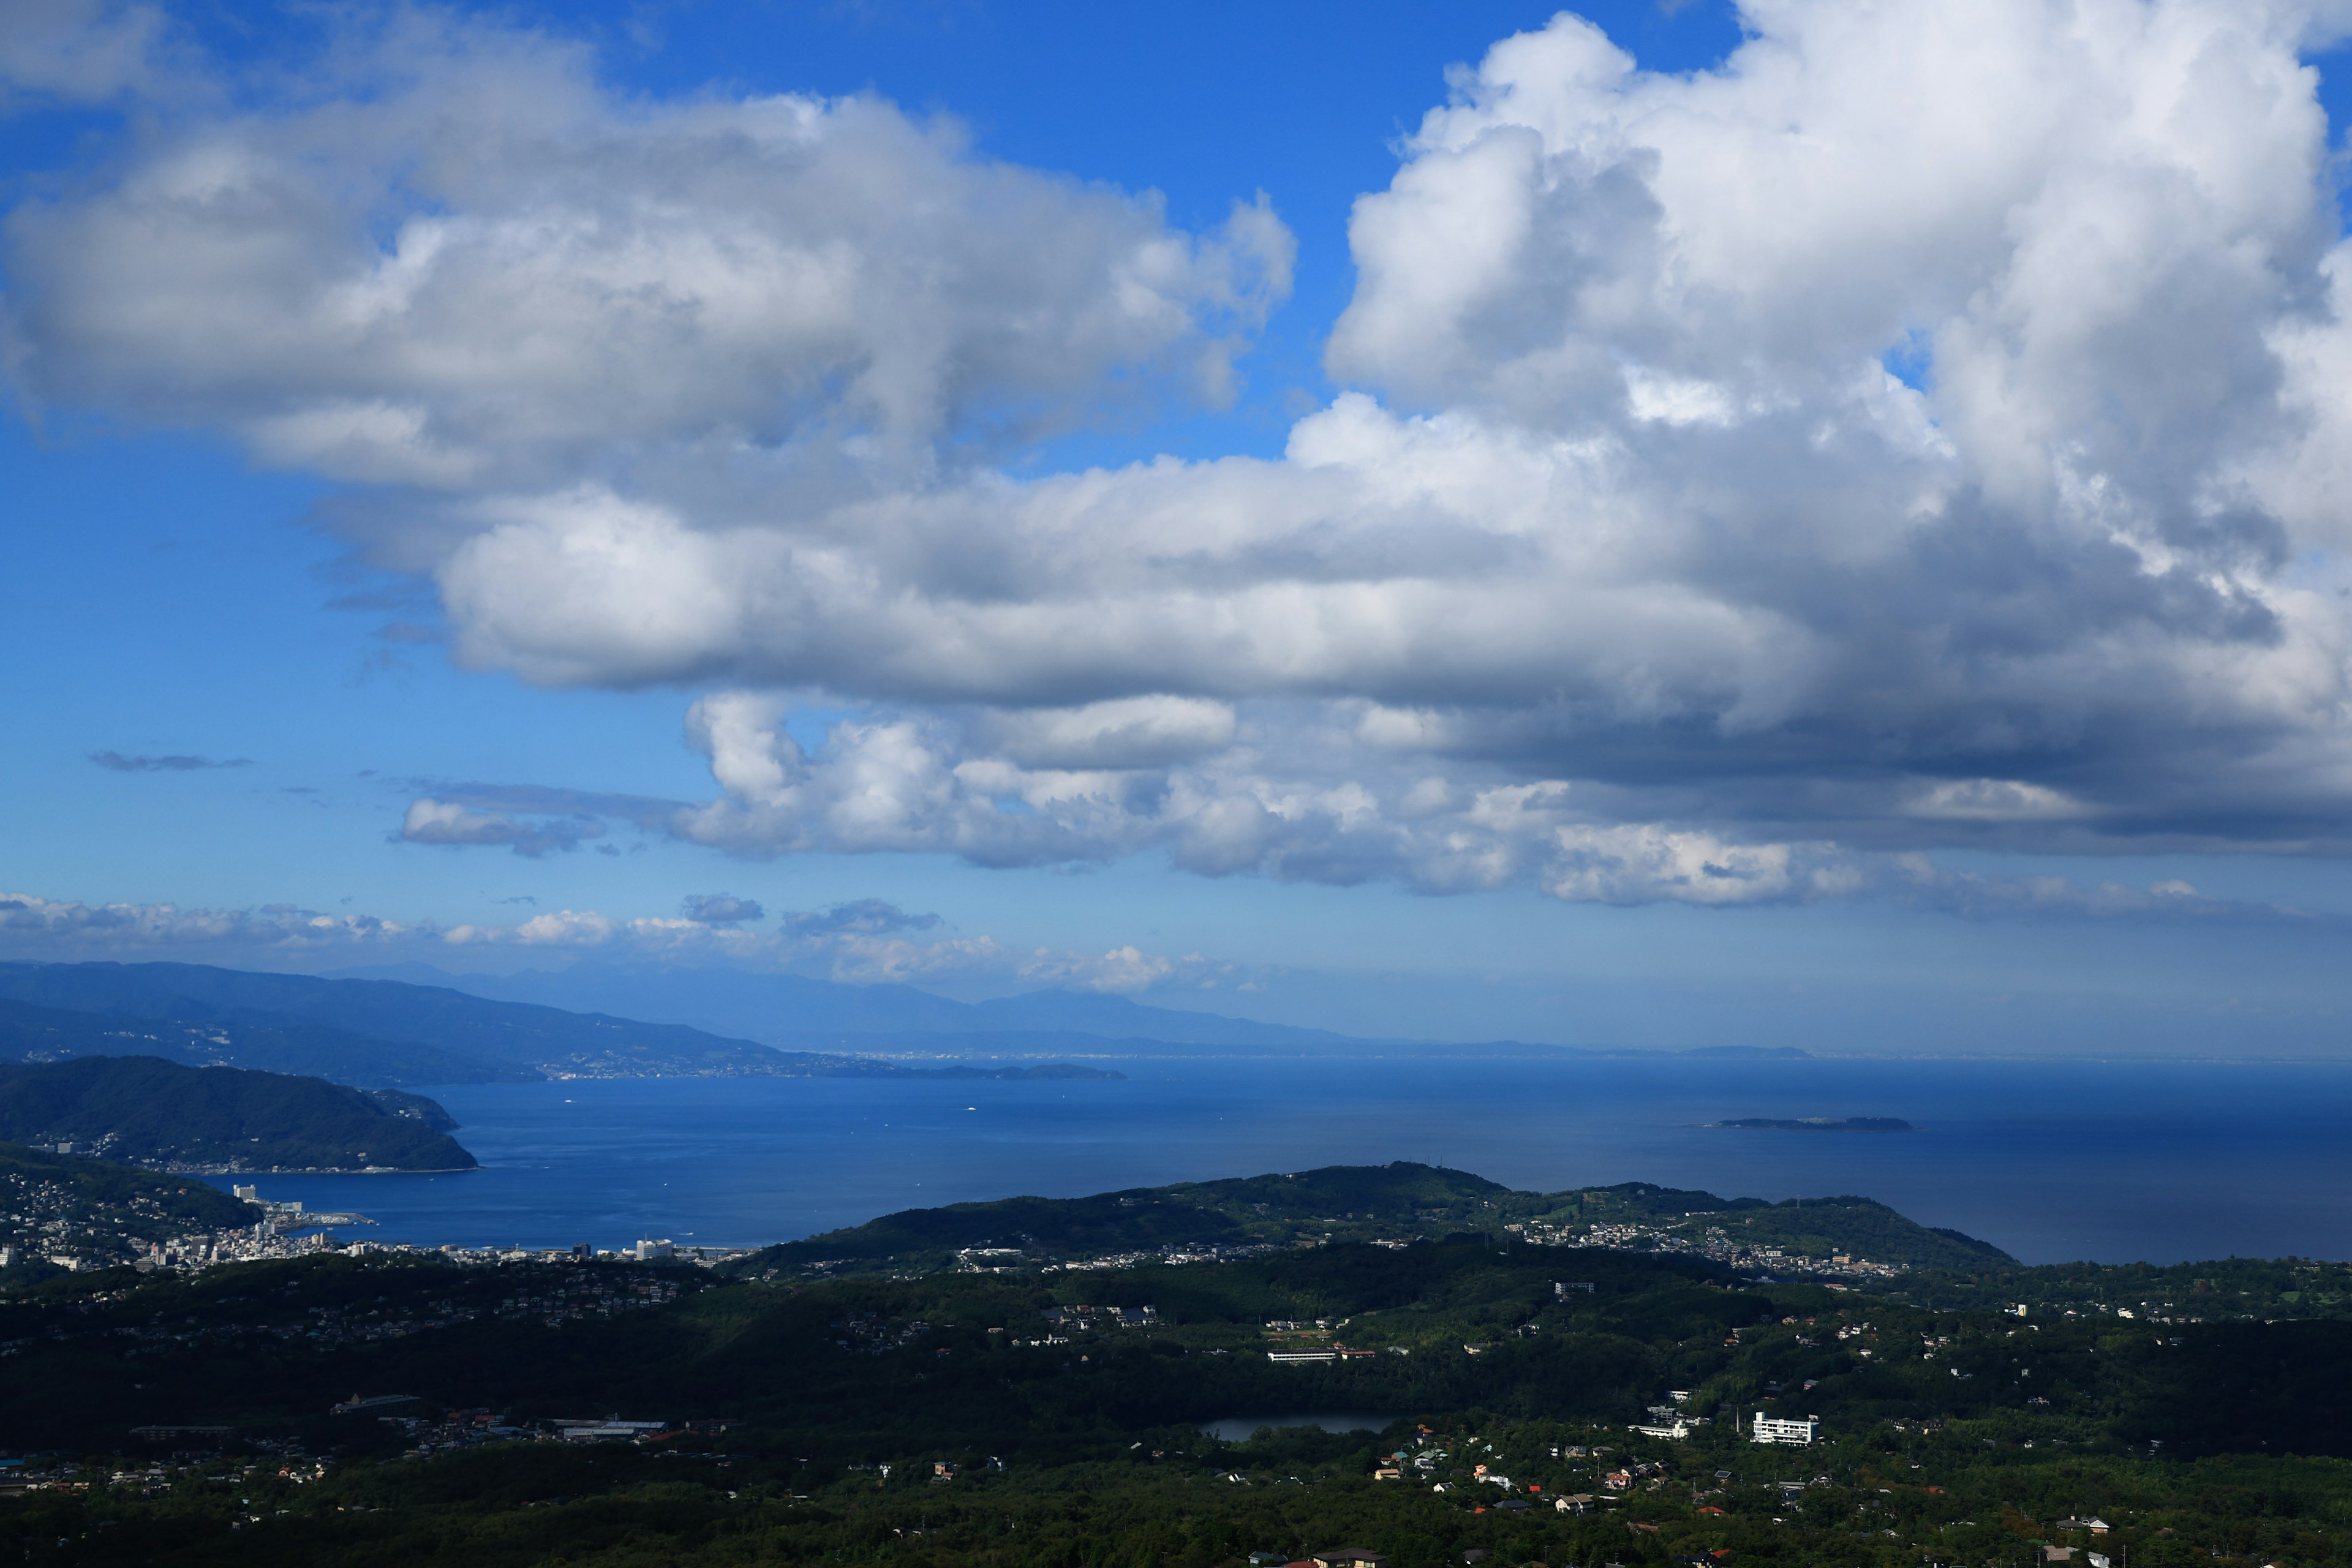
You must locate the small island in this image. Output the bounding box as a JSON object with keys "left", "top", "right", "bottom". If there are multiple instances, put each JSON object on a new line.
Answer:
{"left": 1708, "top": 1116, "right": 1915, "bottom": 1132}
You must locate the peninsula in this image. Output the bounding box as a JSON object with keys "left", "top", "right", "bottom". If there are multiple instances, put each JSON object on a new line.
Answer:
{"left": 0, "top": 1056, "right": 477, "bottom": 1173}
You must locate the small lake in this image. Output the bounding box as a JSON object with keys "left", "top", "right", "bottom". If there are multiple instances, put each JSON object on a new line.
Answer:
{"left": 1199, "top": 1414, "right": 1401, "bottom": 1442}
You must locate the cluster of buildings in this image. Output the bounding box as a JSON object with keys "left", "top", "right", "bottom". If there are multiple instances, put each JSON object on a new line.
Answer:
{"left": 0, "top": 1166, "right": 224, "bottom": 1273}
{"left": 1043, "top": 1241, "right": 1287, "bottom": 1272}
{"left": 1040, "top": 1304, "right": 1158, "bottom": 1331}
{"left": 1630, "top": 1392, "right": 1713, "bottom": 1439}
{"left": 1615, "top": 1387, "right": 1820, "bottom": 1447}
{"left": 1003, "top": 1304, "right": 1166, "bottom": 1346}
{"left": 832, "top": 1311, "right": 936, "bottom": 1354}
{"left": 117, "top": 1215, "right": 754, "bottom": 1278}
{"left": 1508, "top": 1218, "right": 1905, "bottom": 1279}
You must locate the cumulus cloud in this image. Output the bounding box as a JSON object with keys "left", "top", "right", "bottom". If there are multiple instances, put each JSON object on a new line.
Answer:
{"left": 89, "top": 750, "right": 251, "bottom": 772}
{"left": 777, "top": 900, "right": 941, "bottom": 937}
{"left": 434, "top": 910, "right": 1191, "bottom": 992}
{"left": 0, "top": 0, "right": 170, "bottom": 107}
{"left": 398, "top": 798, "right": 602, "bottom": 858}
{"left": 680, "top": 893, "right": 764, "bottom": 925}
{"left": 385, "top": 701, "right": 2290, "bottom": 910}
{"left": 0, "top": 891, "right": 421, "bottom": 953}
{"left": 0, "top": 886, "right": 1196, "bottom": 993}
{"left": 4, "top": 9, "right": 1291, "bottom": 500}
{"left": 21, "top": 1, "right": 2352, "bottom": 902}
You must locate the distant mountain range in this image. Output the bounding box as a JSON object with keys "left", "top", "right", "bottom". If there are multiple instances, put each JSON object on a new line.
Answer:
{"left": 0, "top": 963, "right": 1127, "bottom": 1087}
{"left": 323, "top": 961, "right": 1810, "bottom": 1061}
{"left": 0, "top": 959, "right": 1803, "bottom": 1095}
{"left": 325, "top": 962, "right": 1383, "bottom": 1054}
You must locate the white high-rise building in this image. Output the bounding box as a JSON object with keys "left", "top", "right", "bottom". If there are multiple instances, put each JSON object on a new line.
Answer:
{"left": 1751, "top": 1413, "right": 1819, "bottom": 1446}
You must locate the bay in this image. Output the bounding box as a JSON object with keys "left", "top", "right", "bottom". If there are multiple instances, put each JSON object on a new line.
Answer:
{"left": 213, "top": 1055, "right": 2352, "bottom": 1265}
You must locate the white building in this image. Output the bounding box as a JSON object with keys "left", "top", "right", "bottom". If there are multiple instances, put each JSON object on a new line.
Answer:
{"left": 634, "top": 1238, "right": 674, "bottom": 1261}
{"left": 1751, "top": 1413, "right": 1819, "bottom": 1446}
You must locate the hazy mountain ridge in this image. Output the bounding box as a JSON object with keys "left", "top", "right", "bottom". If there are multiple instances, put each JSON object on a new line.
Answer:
{"left": 0, "top": 962, "right": 1793, "bottom": 1101}
{"left": 0, "top": 994, "right": 529, "bottom": 1087}
{"left": 325, "top": 962, "right": 1807, "bottom": 1060}
{"left": 328, "top": 962, "right": 1375, "bottom": 1051}
{"left": 0, "top": 965, "right": 1127, "bottom": 1087}
{"left": 0, "top": 963, "right": 791, "bottom": 1080}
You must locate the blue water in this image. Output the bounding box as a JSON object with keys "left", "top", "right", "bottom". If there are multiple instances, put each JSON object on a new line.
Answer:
{"left": 214, "top": 1057, "right": 2352, "bottom": 1265}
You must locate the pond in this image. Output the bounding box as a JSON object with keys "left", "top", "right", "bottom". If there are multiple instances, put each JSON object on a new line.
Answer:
{"left": 1199, "top": 1413, "right": 1402, "bottom": 1442}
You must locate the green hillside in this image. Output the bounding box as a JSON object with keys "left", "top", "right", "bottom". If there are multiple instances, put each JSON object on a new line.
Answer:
{"left": 3, "top": 1228, "right": 2352, "bottom": 1566}
{"left": 0, "top": 1056, "right": 477, "bottom": 1172}
{"left": 1886, "top": 1253, "right": 2352, "bottom": 1321}
{"left": 1517, "top": 1182, "right": 2021, "bottom": 1270}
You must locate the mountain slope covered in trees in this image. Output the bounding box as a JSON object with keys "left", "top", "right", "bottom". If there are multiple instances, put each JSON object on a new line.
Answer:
{"left": 0, "top": 1056, "right": 477, "bottom": 1171}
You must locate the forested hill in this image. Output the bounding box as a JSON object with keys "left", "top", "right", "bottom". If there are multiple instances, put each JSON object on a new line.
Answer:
{"left": 0, "top": 1057, "right": 477, "bottom": 1172}
{"left": 4, "top": 1212, "right": 2351, "bottom": 1566}
{"left": 722, "top": 1163, "right": 2014, "bottom": 1278}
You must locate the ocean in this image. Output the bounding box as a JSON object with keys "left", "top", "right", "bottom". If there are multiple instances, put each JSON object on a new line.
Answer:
{"left": 213, "top": 1055, "right": 2352, "bottom": 1266}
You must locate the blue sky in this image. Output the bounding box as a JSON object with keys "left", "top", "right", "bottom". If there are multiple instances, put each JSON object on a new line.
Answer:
{"left": 9, "top": 0, "right": 2352, "bottom": 1054}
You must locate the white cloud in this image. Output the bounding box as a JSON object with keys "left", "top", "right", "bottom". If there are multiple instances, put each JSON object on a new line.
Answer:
{"left": 1905, "top": 778, "right": 2100, "bottom": 823}
{"left": 0, "top": 891, "right": 424, "bottom": 951}
{"left": 6, "top": 9, "right": 1291, "bottom": 494}
{"left": 981, "top": 697, "right": 1238, "bottom": 770}
{"left": 421, "top": 902, "right": 1200, "bottom": 991}
{"left": 1017, "top": 945, "right": 1179, "bottom": 995}
{"left": 400, "top": 797, "right": 601, "bottom": 858}
{"left": 679, "top": 893, "right": 764, "bottom": 925}
{"left": 0, "top": 886, "right": 1206, "bottom": 991}
{"left": 18, "top": 1, "right": 2352, "bottom": 899}
{"left": 0, "top": 0, "right": 169, "bottom": 106}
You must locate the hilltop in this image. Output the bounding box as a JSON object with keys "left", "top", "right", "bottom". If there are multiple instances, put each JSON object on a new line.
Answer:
{"left": 0, "top": 1056, "right": 478, "bottom": 1172}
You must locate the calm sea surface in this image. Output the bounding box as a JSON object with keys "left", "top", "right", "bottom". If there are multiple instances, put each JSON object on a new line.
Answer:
{"left": 211, "top": 1057, "right": 2352, "bottom": 1266}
